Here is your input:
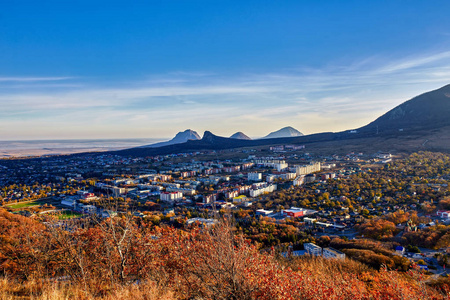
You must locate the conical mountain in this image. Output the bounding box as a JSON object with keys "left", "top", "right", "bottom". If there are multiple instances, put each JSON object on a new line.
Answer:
{"left": 230, "top": 132, "right": 251, "bottom": 140}
{"left": 262, "top": 126, "right": 303, "bottom": 139}
{"left": 144, "top": 129, "right": 201, "bottom": 148}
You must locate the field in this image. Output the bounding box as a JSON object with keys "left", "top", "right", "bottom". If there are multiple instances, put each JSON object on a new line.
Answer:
{"left": 6, "top": 198, "right": 52, "bottom": 209}
{"left": 57, "top": 210, "right": 83, "bottom": 220}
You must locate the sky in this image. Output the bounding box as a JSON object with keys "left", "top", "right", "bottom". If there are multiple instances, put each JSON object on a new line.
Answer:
{"left": 2, "top": 0, "right": 450, "bottom": 140}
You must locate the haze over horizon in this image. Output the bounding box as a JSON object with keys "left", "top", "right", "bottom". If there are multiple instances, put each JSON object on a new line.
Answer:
{"left": 2, "top": 1, "right": 450, "bottom": 140}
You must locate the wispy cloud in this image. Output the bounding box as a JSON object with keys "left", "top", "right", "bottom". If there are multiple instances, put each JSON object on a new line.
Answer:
{"left": 0, "top": 76, "right": 73, "bottom": 82}
{"left": 373, "top": 51, "right": 450, "bottom": 74}
{"left": 1, "top": 50, "right": 450, "bottom": 139}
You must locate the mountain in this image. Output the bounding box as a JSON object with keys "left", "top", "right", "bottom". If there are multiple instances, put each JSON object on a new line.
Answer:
{"left": 359, "top": 84, "right": 450, "bottom": 134}
{"left": 262, "top": 126, "right": 304, "bottom": 139}
{"left": 98, "top": 84, "right": 450, "bottom": 157}
{"left": 144, "top": 129, "right": 201, "bottom": 148}
{"left": 230, "top": 132, "right": 251, "bottom": 140}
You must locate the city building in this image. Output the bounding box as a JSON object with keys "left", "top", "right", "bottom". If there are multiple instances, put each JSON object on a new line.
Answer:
{"left": 166, "top": 187, "right": 196, "bottom": 196}
{"left": 253, "top": 159, "right": 288, "bottom": 171}
{"left": 304, "top": 243, "right": 322, "bottom": 256}
{"left": 249, "top": 183, "right": 277, "bottom": 197}
{"left": 256, "top": 209, "right": 274, "bottom": 216}
{"left": 160, "top": 191, "right": 183, "bottom": 202}
{"left": 282, "top": 207, "right": 307, "bottom": 218}
{"left": 437, "top": 210, "right": 450, "bottom": 219}
{"left": 232, "top": 195, "right": 248, "bottom": 203}
{"left": 295, "top": 162, "right": 321, "bottom": 176}
{"left": 248, "top": 172, "right": 262, "bottom": 181}
{"left": 293, "top": 175, "right": 305, "bottom": 186}
{"left": 322, "top": 247, "right": 346, "bottom": 260}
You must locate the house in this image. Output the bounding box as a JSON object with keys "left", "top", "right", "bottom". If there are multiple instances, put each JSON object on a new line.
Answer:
{"left": 102, "top": 210, "right": 118, "bottom": 218}
{"left": 256, "top": 209, "right": 273, "bottom": 216}
{"left": 395, "top": 246, "right": 405, "bottom": 256}
{"left": 437, "top": 210, "right": 450, "bottom": 219}
{"left": 322, "top": 247, "right": 345, "bottom": 260}
{"left": 83, "top": 205, "right": 97, "bottom": 214}
{"left": 186, "top": 218, "right": 218, "bottom": 227}
{"left": 233, "top": 195, "right": 248, "bottom": 203}
{"left": 203, "top": 194, "right": 217, "bottom": 204}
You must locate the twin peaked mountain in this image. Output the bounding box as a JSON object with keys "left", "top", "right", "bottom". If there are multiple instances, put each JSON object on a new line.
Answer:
{"left": 145, "top": 126, "right": 303, "bottom": 148}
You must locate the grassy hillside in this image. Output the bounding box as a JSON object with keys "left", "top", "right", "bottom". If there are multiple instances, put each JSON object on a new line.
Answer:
{"left": 0, "top": 209, "right": 448, "bottom": 299}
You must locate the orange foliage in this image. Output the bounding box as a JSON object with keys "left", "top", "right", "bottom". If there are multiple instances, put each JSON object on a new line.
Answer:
{"left": 440, "top": 197, "right": 450, "bottom": 210}
{"left": 0, "top": 208, "right": 448, "bottom": 299}
{"left": 357, "top": 218, "right": 398, "bottom": 240}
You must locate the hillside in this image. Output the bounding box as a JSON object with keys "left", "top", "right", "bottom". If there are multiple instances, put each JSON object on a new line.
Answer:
{"left": 0, "top": 209, "right": 448, "bottom": 299}
{"left": 359, "top": 84, "right": 450, "bottom": 134}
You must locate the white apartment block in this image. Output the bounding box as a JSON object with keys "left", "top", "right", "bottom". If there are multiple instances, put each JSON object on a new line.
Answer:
{"left": 322, "top": 247, "right": 346, "bottom": 260}
{"left": 278, "top": 173, "right": 296, "bottom": 180}
{"left": 248, "top": 172, "right": 262, "bottom": 181}
{"left": 253, "top": 159, "right": 289, "bottom": 171}
{"left": 166, "top": 187, "right": 196, "bottom": 196}
{"left": 160, "top": 191, "right": 183, "bottom": 202}
{"left": 304, "top": 243, "right": 322, "bottom": 256}
{"left": 249, "top": 183, "right": 277, "bottom": 197}
{"left": 293, "top": 175, "right": 305, "bottom": 186}
{"left": 295, "top": 162, "right": 321, "bottom": 176}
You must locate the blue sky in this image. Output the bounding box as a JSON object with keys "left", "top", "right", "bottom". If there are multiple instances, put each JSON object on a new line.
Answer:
{"left": 2, "top": 1, "right": 450, "bottom": 140}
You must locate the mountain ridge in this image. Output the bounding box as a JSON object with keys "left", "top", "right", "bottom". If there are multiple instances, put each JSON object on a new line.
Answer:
{"left": 96, "top": 84, "right": 450, "bottom": 157}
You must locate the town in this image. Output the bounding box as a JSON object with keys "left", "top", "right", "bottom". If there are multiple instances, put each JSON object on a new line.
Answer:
{"left": 1, "top": 146, "right": 449, "bottom": 277}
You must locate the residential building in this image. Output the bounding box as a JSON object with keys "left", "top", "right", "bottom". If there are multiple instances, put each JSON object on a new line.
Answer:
{"left": 253, "top": 159, "right": 288, "bottom": 171}
{"left": 304, "top": 243, "right": 322, "bottom": 256}
{"left": 256, "top": 209, "right": 273, "bottom": 216}
{"left": 437, "top": 210, "right": 450, "bottom": 219}
{"left": 293, "top": 175, "right": 305, "bottom": 186}
{"left": 295, "top": 162, "right": 321, "bottom": 175}
{"left": 322, "top": 247, "right": 345, "bottom": 260}
{"left": 248, "top": 172, "right": 262, "bottom": 181}
{"left": 249, "top": 183, "right": 277, "bottom": 197}
{"left": 166, "top": 187, "right": 196, "bottom": 196}
{"left": 232, "top": 195, "right": 248, "bottom": 203}
{"left": 203, "top": 194, "right": 217, "bottom": 204}
{"left": 160, "top": 191, "right": 183, "bottom": 202}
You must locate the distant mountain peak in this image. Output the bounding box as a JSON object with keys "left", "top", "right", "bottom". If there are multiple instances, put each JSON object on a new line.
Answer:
{"left": 230, "top": 132, "right": 251, "bottom": 140}
{"left": 175, "top": 129, "right": 201, "bottom": 140}
{"left": 263, "top": 126, "right": 303, "bottom": 139}
{"left": 201, "top": 131, "right": 216, "bottom": 143}
{"left": 143, "top": 129, "right": 200, "bottom": 148}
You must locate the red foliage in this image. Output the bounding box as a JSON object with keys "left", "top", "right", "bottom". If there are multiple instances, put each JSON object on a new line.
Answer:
{"left": 0, "top": 209, "right": 448, "bottom": 299}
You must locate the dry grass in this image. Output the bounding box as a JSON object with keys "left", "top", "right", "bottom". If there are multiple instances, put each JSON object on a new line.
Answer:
{"left": 0, "top": 277, "right": 175, "bottom": 300}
